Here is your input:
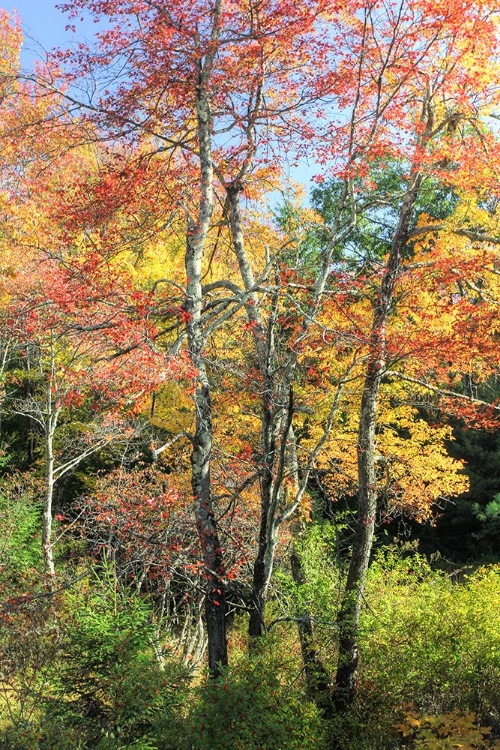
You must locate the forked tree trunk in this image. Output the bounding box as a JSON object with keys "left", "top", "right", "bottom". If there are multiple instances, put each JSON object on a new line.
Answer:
{"left": 248, "top": 373, "right": 291, "bottom": 639}
{"left": 226, "top": 184, "right": 352, "bottom": 642}
{"left": 228, "top": 186, "right": 280, "bottom": 639}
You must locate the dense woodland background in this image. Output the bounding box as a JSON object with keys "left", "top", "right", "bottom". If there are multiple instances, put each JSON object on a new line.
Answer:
{"left": 0, "top": 0, "right": 500, "bottom": 747}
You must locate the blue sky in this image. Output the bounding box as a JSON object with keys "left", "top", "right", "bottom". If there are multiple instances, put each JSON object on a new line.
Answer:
{"left": 4, "top": 1, "right": 98, "bottom": 65}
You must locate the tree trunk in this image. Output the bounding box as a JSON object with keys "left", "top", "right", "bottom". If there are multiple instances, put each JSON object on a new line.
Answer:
{"left": 248, "top": 522, "right": 278, "bottom": 639}
{"left": 42, "top": 426, "right": 56, "bottom": 577}
{"left": 184, "top": 37, "right": 228, "bottom": 676}
{"left": 334, "top": 362, "right": 379, "bottom": 708}
{"left": 191, "top": 375, "right": 227, "bottom": 676}
{"left": 334, "top": 174, "right": 422, "bottom": 709}
{"left": 248, "top": 366, "right": 294, "bottom": 639}
{"left": 42, "top": 372, "right": 58, "bottom": 579}
{"left": 248, "top": 378, "right": 278, "bottom": 639}
{"left": 226, "top": 187, "right": 267, "bottom": 367}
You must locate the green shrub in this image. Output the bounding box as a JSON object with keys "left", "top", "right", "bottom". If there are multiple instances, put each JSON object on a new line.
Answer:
{"left": 338, "top": 547, "right": 500, "bottom": 749}
{"left": 0, "top": 596, "right": 61, "bottom": 750}
{"left": 275, "top": 521, "right": 342, "bottom": 626}
{"left": 187, "top": 639, "right": 327, "bottom": 750}
{"left": 360, "top": 550, "right": 500, "bottom": 716}
{"left": 40, "top": 577, "right": 190, "bottom": 749}
{"left": 312, "top": 546, "right": 500, "bottom": 749}
{"left": 0, "top": 474, "right": 42, "bottom": 575}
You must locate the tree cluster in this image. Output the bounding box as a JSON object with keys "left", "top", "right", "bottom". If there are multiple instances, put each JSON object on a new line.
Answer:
{"left": 1, "top": 1, "right": 500, "bottom": 746}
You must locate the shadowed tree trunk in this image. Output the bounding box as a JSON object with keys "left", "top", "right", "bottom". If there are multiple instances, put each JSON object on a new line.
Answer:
{"left": 290, "top": 545, "right": 332, "bottom": 714}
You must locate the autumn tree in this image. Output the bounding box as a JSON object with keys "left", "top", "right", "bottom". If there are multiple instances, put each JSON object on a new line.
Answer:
{"left": 18, "top": 0, "right": 500, "bottom": 691}
{"left": 1, "top": 74, "right": 182, "bottom": 577}
{"left": 202, "top": 0, "right": 500, "bottom": 662}
{"left": 1, "top": 240, "right": 178, "bottom": 575}
{"left": 304, "top": 0, "right": 500, "bottom": 707}
{"left": 36, "top": 0, "right": 329, "bottom": 674}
